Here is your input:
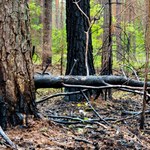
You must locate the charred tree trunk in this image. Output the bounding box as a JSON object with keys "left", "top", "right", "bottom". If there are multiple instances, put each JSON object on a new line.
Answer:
{"left": 0, "top": 0, "right": 36, "bottom": 129}
{"left": 34, "top": 74, "right": 150, "bottom": 89}
{"left": 66, "top": 0, "right": 95, "bottom": 101}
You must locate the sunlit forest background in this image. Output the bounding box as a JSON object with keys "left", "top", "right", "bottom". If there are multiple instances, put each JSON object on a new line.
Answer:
{"left": 29, "top": 0, "right": 147, "bottom": 77}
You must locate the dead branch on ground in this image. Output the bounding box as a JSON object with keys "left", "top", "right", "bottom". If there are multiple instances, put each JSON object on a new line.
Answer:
{"left": 0, "top": 126, "right": 17, "bottom": 149}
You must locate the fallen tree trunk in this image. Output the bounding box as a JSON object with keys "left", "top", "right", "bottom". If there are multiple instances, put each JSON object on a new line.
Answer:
{"left": 34, "top": 74, "right": 150, "bottom": 89}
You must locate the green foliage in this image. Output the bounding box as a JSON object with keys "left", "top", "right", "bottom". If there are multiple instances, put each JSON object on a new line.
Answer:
{"left": 28, "top": 0, "right": 146, "bottom": 74}
{"left": 90, "top": 0, "right": 146, "bottom": 72}
{"left": 52, "top": 27, "right": 67, "bottom": 65}
{"left": 29, "top": 0, "right": 67, "bottom": 65}
{"left": 32, "top": 53, "right": 41, "bottom": 64}
{"left": 52, "top": 28, "right": 67, "bottom": 54}
{"left": 122, "top": 20, "right": 145, "bottom": 68}
{"left": 90, "top": 0, "right": 103, "bottom": 67}
{"left": 29, "top": 0, "right": 42, "bottom": 29}
{"left": 31, "top": 24, "right": 42, "bottom": 31}
{"left": 29, "top": 0, "right": 42, "bottom": 47}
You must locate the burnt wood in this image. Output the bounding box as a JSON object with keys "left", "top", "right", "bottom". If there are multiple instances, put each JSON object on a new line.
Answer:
{"left": 34, "top": 74, "right": 150, "bottom": 89}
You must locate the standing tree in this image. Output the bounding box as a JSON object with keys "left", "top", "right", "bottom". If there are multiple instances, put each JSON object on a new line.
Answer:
{"left": 60, "top": 0, "right": 65, "bottom": 76}
{"left": 116, "top": 0, "right": 122, "bottom": 61}
{"left": 0, "top": 0, "right": 37, "bottom": 129}
{"left": 55, "top": 0, "right": 59, "bottom": 29}
{"left": 140, "top": 0, "right": 150, "bottom": 129}
{"left": 101, "top": 0, "right": 112, "bottom": 76}
{"left": 66, "top": 0, "right": 95, "bottom": 101}
{"left": 101, "top": 0, "right": 112, "bottom": 99}
{"left": 42, "top": 0, "right": 52, "bottom": 68}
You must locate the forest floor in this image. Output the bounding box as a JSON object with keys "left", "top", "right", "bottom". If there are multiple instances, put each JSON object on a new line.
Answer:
{"left": 0, "top": 66, "right": 150, "bottom": 150}
{"left": 1, "top": 90, "right": 150, "bottom": 150}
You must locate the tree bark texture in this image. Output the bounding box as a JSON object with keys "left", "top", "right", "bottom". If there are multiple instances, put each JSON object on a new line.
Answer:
{"left": 101, "top": 0, "right": 112, "bottom": 75}
{"left": 0, "top": 0, "right": 36, "bottom": 129}
{"left": 140, "top": 0, "right": 150, "bottom": 129}
{"left": 34, "top": 74, "right": 150, "bottom": 89}
{"left": 60, "top": 0, "right": 64, "bottom": 29}
{"left": 116, "top": 0, "right": 122, "bottom": 61}
{"left": 66, "top": 0, "right": 95, "bottom": 76}
{"left": 66, "top": 0, "right": 95, "bottom": 100}
{"left": 42, "top": 0, "right": 52, "bottom": 67}
{"left": 55, "top": 0, "right": 59, "bottom": 29}
{"left": 101, "top": 0, "right": 113, "bottom": 99}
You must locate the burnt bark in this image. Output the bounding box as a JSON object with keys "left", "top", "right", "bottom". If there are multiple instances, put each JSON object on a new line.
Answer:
{"left": 66, "top": 0, "right": 95, "bottom": 101}
{"left": 34, "top": 74, "right": 150, "bottom": 89}
{"left": 0, "top": 0, "right": 36, "bottom": 129}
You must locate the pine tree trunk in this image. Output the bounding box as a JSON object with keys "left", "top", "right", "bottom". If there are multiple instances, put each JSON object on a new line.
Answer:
{"left": 0, "top": 0, "right": 36, "bottom": 129}
{"left": 60, "top": 0, "right": 64, "bottom": 76}
{"left": 60, "top": 0, "right": 64, "bottom": 29}
{"left": 116, "top": 0, "right": 122, "bottom": 61}
{"left": 42, "top": 0, "right": 52, "bottom": 67}
{"left": 66, "top": 0, "right": 95, "bottom": 101}
{"left": 101, "top": 0, "right": 112, "bottom": 75}
{"left": 101, "top": 0, "right": 113, "bottom": 100}
{"left": 55, "top": 0, "right": 59, "bottom": 29}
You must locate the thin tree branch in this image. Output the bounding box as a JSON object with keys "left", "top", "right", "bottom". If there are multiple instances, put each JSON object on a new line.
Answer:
{"left": 0, "top": 126, "right": 17, "bottom": 149}
{"left": 36, "top": 89, "right": 88, "bottom": 104}
{"left": 62, "top": 83, "right": 150, "bottom": 91}
{"left": 80, "top": 90, "right": 109, "bottom": 125}
{"left": 73, "top": 0, "right": 90, "bottom": 25}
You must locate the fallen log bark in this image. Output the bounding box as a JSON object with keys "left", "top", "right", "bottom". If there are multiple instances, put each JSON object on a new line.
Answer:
{"left": 34, "top": 74, "right": 150, "bottom": 89}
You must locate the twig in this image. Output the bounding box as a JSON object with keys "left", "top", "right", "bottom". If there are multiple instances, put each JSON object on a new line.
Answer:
{"left": 51, "top": 119, "right": 107, "bottom": 128}
{"left": 48, "top": 115, "right": 115, "bottom": 122}
{"left": 85, "top": 31, "right": 89, "bottom": 76}
{"left": 69, "top": 59, "right": 78, "bottom": 75}
{"left": 119, "top": 88, "right": 150, "bottom": 98}
{"left": 121, "top": 65, "right": 140, "bottom": 81}
{"left": 121, "top": 66, "right": 127, "bottom": 79}
{"left": 63, "top": 83, "right": 150, "bottom": 91}
{"left": 114, "top": 109, "right": 150, "bottom": 123}
{"left": 114, "top": 113, "right": 140, "bottom": 123}
{"left": 48, "top": 115, "right": 108, "bottom": 128}
{"left": 48, "top": 115, "right": 84, "bottom": 122}
{"left": 80, "top": 90, "right": 109, "bottom": 125}
{"left": 94, "top": 122, "right": 108, "bottom": 129}
{"left": 52, "top": 120, "right": 82, "bottom": 124}
{"left": 0, "top": 126, "right": 17, "bottom": 149}
{"left": 36, "top": 85, "right": 150, "bottom": 105}
{"left": 73, "top": 0, "right": 90, "bottom": 25}
{"left": 36, "top": 86, "right": 150, "bottom": 105}
{"left": 74, "top": 137, "right": 93, "bottom": 144}
{"left": 42, "top": 63, "right": 50, "bottom": 75}
{"left": 122, "top": 110, "right": 150, "bottom": 115}
{"left": 36, "top": 89, "right": 88, "bottom": 104}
